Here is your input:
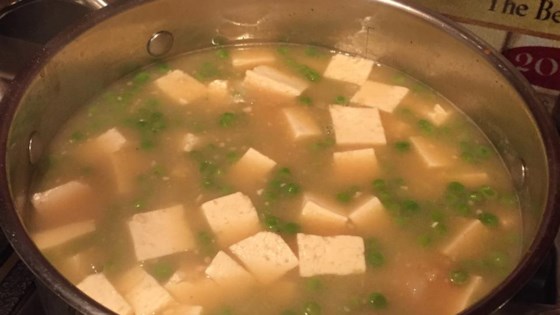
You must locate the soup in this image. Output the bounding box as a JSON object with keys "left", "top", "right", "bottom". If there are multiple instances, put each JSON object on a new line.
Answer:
{"left": 28, "top": 45, "right": 522, "bottom": 315}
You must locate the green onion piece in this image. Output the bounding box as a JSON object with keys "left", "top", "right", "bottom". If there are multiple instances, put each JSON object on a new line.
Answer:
{"left": 368, "top": 292, "right": 388, "bottom": 309}
{"left": 334, "top": 95, "right": 348, "bottom": 105}
{"left": 304, "top": 302, "right": 321, "bottom": 315}
{"left": 133, "top": 72, "right": 150, "bottom": 85}
{"left": 218, "top": 112, "right": 238, "bottom": 128}
{"left": 449, "top": 269, "right": 469, "bottom": 285}
{"left": 417, "top": 119, "right": 435, "bottom": 133}
{"left": 299, "top": 95, "right": 313, "bottom": 106}
{"left": 394, "top": 140, "right": 411, "bottom": 152}
{"left": 216, "top": 48, "right": 229, "bottom": 59}
{"left": 478, "top": 212, "right": 499, "bottom": 227}
{"left": 150, "top": 262, "right": 173, "bottom": 281}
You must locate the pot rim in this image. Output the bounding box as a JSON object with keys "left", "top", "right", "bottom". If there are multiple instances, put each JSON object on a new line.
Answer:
{"left": 0, "top": 0, "right": 559, "bottom": 314}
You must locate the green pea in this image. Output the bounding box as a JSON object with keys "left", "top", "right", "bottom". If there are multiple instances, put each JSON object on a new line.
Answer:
{"left": 334, "top": 95, "right": 348, "bottom": 105}
{"left": 368, "top": 292, "right": 388, "bottom": 309}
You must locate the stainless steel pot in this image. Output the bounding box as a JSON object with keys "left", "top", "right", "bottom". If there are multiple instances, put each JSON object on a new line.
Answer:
{"left": 0, "top": 0, "right": 559, "bottom": 314}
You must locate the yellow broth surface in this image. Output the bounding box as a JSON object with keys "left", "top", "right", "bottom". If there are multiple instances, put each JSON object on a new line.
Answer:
{"left": 29, "top": 45, "right": 522, "bottom": 315}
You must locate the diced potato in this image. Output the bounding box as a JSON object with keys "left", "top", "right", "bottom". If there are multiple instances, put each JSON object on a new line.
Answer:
{"left": 329, "top": 105, "right": 386, "bottom": 146}
{"left": 205, "top": 251, "right": 257, "bottom": 289}
{"left": 117, "top": 267, "right": 175, "bottom": 315}
{"left": 243, "top": 65, "right": 309, "bottom": 97}
{"left": 93, "top": 128, "right": 127, "bottom": 154}
{"left": 297, "top": 233, "right": 366, "bottom": 277}
{"left": 450, "top": 276, "right": 483, "bottom": 313}
{"left": 228, "top": 148, "right": 277, "bottom": 189}
{"left": 32, "top": 220, "right": 96, "bottom": 251}
{"left": 231, "top": 49, "right": 276, "bottom": 69}
{"left": 410, "top": 136, "right": 451, "bottom": 169}
{"left": 162, "top": 304, "right": 203, "bottom": 315}
{"left": 229, "top": 231, "right": 299, "bottom": 284}
{"left": 299, "top": 197, "right": 348, "bottom": 234}
{"left": 282, "top": 106, "right": 322, "bottom": 141}
{"left": 77, "top": 273, "right": 132, "bottom": 315}
{"left": 201, "top": 192, "right": 261, "bottom": 246}
{"left": 333, "top": 148, "right": 378, "bottom": 183}
{"left": 154, "top": 70, "right": 207, "bottom": 105}
{"left": 350, "top": 81, "right": 409, "bottom": 112}
{"left": 127, "top": 205, "right": 195, "bottom": 261}
{"left": 323, "top": 54, "right": 374, "bottom": 85}
{"left": 441, "top": 220, "right": 492, "bottom": 261}
{"left": 427, "top": 104, "right": 451, "bottom": 126}
{"left": 165, "top": 277, "right": 222, "bottom": 305}
{"left": 32, "top": 181, "right": 100, "bottom": 226}
{"left": 348, "top": 196, "right": 392, "bottom": 236}
{"left": 182, "top": 133, "right": 201, "bottom": 152}
{"left": 207, "top": 80, "right": 231, "bottom": 104}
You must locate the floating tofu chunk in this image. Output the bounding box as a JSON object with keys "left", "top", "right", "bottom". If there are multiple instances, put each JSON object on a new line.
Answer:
{"left": 323, "top": 54, "right": 374, "bottom": 85}
{"left": 229, "top": 231, "right": 299, "bottom": 284}
{"left": 297, "top": 234, "right": 366, "bottom": 277}
{"left": 228, "top": 148, "right": 277, "bottom": 188}
{"left": 410, "top": 136, "right": 451, "bottom": 169}
{"left": 205, "top": 251, "right": 257, "bottom": 289}
{"left": 232, "top": 49, "right": 276, "bottom": 69}
{"left": 427, "top": 104, "right": 451, "bottom": 126}
{"left": 182, "top": 133, "right": 201, "bottom": 152}
{"left": 32, "top": 220, "right": 96, "bottom": 251}
{"left": 77, "top": 273, "right": 132, "bottom": 315}
{"left": 59, "top": 247, "right": 106, "bottom": 283}
{"left": 329, "top": 105, "right": 386, "bottom": 146}
{"left": 333, "top": 148, "right": 378, "bottom": 183}
{"left": 282, "top": 106, "right": 322, "bottom": 140}
{"left": 450, "top": 276, "right": 483, "bottom": 313}
{"left": 441, "top": 220, "right": 492, "bottom": 261}
{"left": 348, "top": 196, "right": 392, "bottom": 235}
{"left": 118, "top": 267, "right": 175, "bottom": 315}
{"left": 32, "top": 181, "right": 99, "bottom": 225}
{"left": 127, "top": 205, "right": 195, "bottom": 261}
{"left": 154, "top": 70, "right": 207, "bottom": 105}
{"left": 93, "top": 128, "right": 127, "bottom": 154}
{"left": 162, "top": 304, "right": 203, "bottom": 315}
{"left": 350, "top": 81, "right": 409, "bottom": 113}
{"left": 207, "top": 80, "right": 231, "bottom": 104}
{"left": 243, "top": 65, "right": 309, "bottom": 97}
{"left": 300, "top": 197, "right": 348, "bottom": 234}
{"left": 201, "top": 192, "right": 261, "bottom": 246}
{"left": 165, "top": 277, "right": 221, "bottom": 305}
{"left": 110, "top": 150, "right": 151, "bottom": 194}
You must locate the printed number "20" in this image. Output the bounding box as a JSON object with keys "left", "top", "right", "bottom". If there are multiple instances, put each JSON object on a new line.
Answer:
{"left": 514, "top": 52, "right": 559, "bottom": 77}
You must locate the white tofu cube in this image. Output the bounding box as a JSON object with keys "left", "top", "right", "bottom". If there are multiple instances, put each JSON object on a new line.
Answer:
{"left": 32, "top": 220, "right": 96, "bottom": 250}
{"left": 229, "top": 231, "right": 299, "bottom": 284}
{"left": 127, "top": 205, "right": 195, "bottom": 261}
{"left": 282, "top": 106, "right": 322, "bottom": 140}
{"left": 333, "top": 148, "right": 378, "bottom": 183}
{"left": 110, "top": 150, "right": 151, "bottom": 195}
{"left": 348, "top": 196, "right": 392, "bottom": 235}
{"left": 300, "top": 197, "right": 348, "bottom": 234}
{"left": 118, "top": 267, "right": 175, "bottom": 315}
{"left": 165, "top": 277, "right": 221, "bottom": 305}
{"left": 182, "top": 133, "right": 201, "bottom": 152}
{"left": 205, "top": 251, "right": 256, "bottom": 289}
{"left": 32, "top": 181, "right": 99, "bottom": 224}
{"left": 427, "top": 104, "right": 451, "bottom": 126}
{"left": 243, "top": 65, "right": 309, "bottom": 97}
{"left": 155, "top": 70, "right": 207, "bottom": 105}
{"left": 297, "top": 234, "right": 366, "bottom": 277}
{"left": 323, "top": 54, "right": 374, "bottom": 85}
{"left": 410, "top": 136, "right": 451, "bottom": 169}
{"left": 441, "top": 220, "right": 491, "bottom": 261}
{"left": 59, "top": 247, "right": 105, "bottom": 283}
{"left": 162, "top": 305, "right": 203, "bottom": 315}
{"left": 329, "top": 105, "right": 386, "bottom": 146}
{"left": 451, "top": 276, "right": 483, "bottom": 313}
{"left": 201, "top": 192, "right": 261, "bottom": 246}
{"left": 350, "top": 81, "right": 409, "bottom": 113}
{"left": 207, "top": 80, "right": 231, "bottom": 104}
{"left": 232, "top": 49, "right": 276, "bottom": 69}
{"left": 94, "top": 128, "right": 127, "bottom": 154}
{"left": 77, "top": 273, "right": 132, "bottom": 315}
{"left": 228, "top": 148, "right": 277, "bottom": 188}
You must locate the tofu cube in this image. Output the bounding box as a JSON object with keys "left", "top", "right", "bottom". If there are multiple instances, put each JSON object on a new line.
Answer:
{"left": 32, "top": 181, "right": 99, "bottom": 225}
{"left": 232, "top": 49, "right": 276, "bottom": 69}
{"left": 350, "top": 81, "right": 409, "bottom": 113}
{"left": 77, "top": 273, "right": 133, "bottom": 315}
{"left": 155, "top": 70, "right": 207, "bottom": 105}
{"left": 32, "top": 220, "right": 96, "bottom": 251}
{"left": 323, "top": 54, "right": 374, "bottom": 85}
{"left": 300, "top": 197, "right": 348, "bottom": 234}
{"left": 297, "top": 234, "right": 366, "bottom": 277}
{"left": 441, "top": 220, "right": 492, "bottom": 261}
{"left": 228, "top": 148, "right": 277, "bottom": 188}
{"left": 110, "top": 150, "right": 151, "bottom": 195}
{"left": 282, "top": 106, "right": 322, "bottom": 140}
{"left": 162, "top": 305, "right": 203, "bottom": 315}
{"left": 165, "top": 277, "right": 221, "bottom": 305}
{"left": 410, "top": 136, "right": 451, "bottom": 169}
{"left": 333, "top": 148, "right": 378, "bottom": 183}
{"left": 329, "top": 105, "right": 386, "bottom": 146}
{"left": 205, "top": 251, "right": 257, "bottom": 289}
{"left": 59, "top": 247, "right": 106, "bottom": 283}
{"left": 243, "top": 65, "right": 309, "bottom": 97}
{"left": 182, "top": 133, "right": 201, "bottom": 152}
{"left": 94, "top": 128, "right": 127, "bottom": 154}
{"left": 450, "top": 276, "right": 483, "bottom": 313}
{"left": 348, "top": 196, "right": 392, "bottom": 235}
{"left": 229, "top": 231, "right": 299, "bottom": 284}
{"left": 207, "top": 80, "right": 231, "bottom": 104}
{"left": 201, "top": 192, "right": 261, "bottom": 246}
{"left": 128, "top": 205, "right": 195, "bottom": 261}
{"left": 118, "top": 267, "right": 175, "bottom": 315}
{"left": 427, "top": 104, "right": 451, "bottom": 126}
